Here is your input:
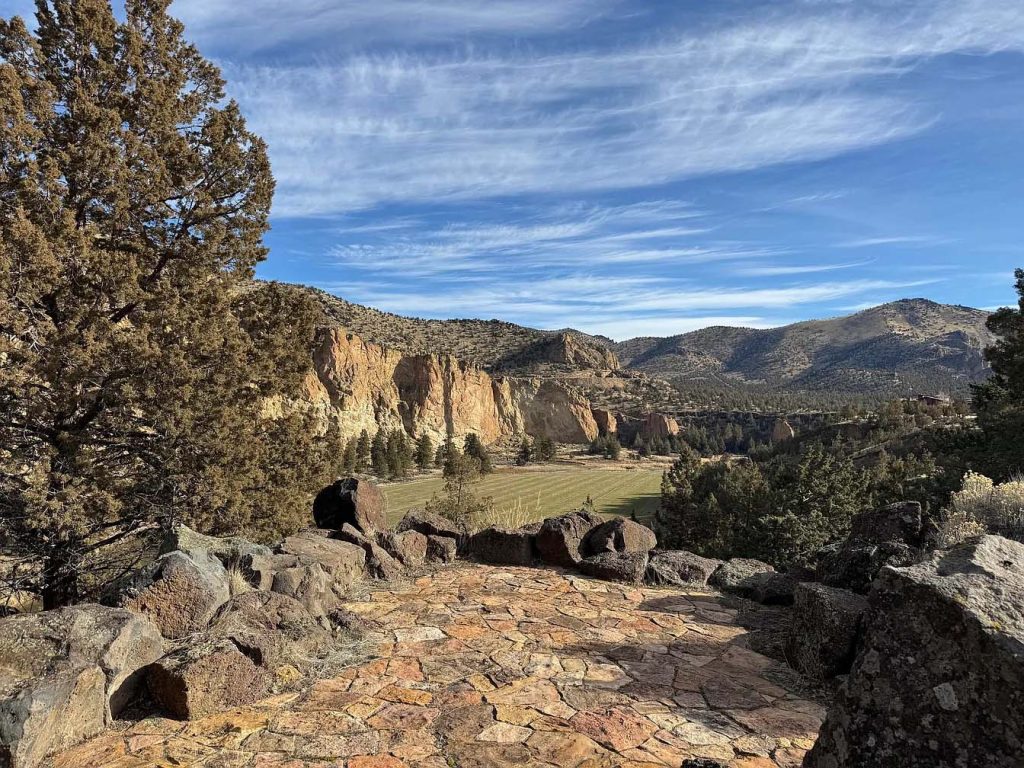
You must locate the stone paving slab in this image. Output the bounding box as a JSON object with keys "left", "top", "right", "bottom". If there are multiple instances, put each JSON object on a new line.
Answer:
{"left": 50, "top": 565, "right": 824, "bottom": 767}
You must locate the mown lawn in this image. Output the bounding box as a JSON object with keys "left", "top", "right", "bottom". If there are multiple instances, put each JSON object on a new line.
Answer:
{"left": 382, "top": 465, "right": 664, "bottom": 525}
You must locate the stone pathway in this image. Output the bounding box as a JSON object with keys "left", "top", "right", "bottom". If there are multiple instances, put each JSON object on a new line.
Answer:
{"left": 52, "top": 565, "right": 824, "bottom": 767}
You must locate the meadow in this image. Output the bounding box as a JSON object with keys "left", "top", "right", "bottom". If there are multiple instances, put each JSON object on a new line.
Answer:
{"left": 382, "top": 465, "right": 664, "bottom": 525}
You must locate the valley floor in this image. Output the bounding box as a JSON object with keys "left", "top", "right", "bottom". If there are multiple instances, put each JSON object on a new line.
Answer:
{"left": 52, "top": 564, "right": 824, "bottom": 767}
{"left": 382, "top": 465, "right": 666, "bottom": 524}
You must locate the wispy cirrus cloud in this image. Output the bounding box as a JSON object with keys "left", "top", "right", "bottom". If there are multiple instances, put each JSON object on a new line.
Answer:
{"left": 214, "top": 0, "right": 1024, "bottom": 217}
{"left": 837, "top": 235, "right": 947, "bottom": 248}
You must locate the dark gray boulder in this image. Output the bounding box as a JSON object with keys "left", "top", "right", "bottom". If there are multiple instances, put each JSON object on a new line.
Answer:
{"left": 645, "top": 550, "right": 723, "bottom": 587}
{"left": 847, "top": 500, "right": 925, "bottom": 548}
{"left": 468, "top": 526, "right": 537, "bottom": 566}
{"left": 806, "top": 535, "right": 1024, "bottom": 768}
{"left": 583, "top": 517, "right": 657, "bottom": 556}
{"left": 535, "top": 510, "right": 605, "bottom": 567}
{"left": 312, "top": 477, "right": 386, "bottom": 535}
{"left": 784, "top": 582, "right": 867, "bottom": 680}
{"left": 708, "top": 558, "right": 775, "bottom": 591}
{"left": 578, "top": 551, "right": 649, "bottom": 584}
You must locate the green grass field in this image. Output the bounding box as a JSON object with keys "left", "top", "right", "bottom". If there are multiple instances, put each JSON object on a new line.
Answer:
{"left": 381, "top": 466, "right": 664, "bottom": 526}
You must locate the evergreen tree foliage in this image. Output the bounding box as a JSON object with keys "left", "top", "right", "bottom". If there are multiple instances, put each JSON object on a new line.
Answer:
{"left": 973, "top": 268, "right": 1024, "bottom": 479}
{"left": 463, "top": 432, "right": 492, "bottom": 473}
{"left": 414, "top": 433, "right": 434, "bottom": 471}
{"left": 355, "top": 429, "right": 371, "bottom": 472}
{"left": 516, "top": 436, "right": 533, "bottom": 466}
{"left": 370, "top": 430, "right": 388, "bottom": 477}
{"left": 0, "top": 0, "right": 337, "bottom": 607}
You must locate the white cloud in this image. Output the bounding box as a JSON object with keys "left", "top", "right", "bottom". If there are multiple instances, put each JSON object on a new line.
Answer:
{"left": 214, "top": 0, "right": 1024, "bottom": 216}
{"left": 837, "top": 235, "right": 945, "bottom": 248}
{"left": 736, "top": 261, "right": 870, "bottom": 277}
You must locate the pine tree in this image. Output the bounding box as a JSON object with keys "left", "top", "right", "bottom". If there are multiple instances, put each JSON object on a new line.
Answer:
{"left": 355, "top": 429, "right": 371, "bottom": 472}
{"left": 516, "top": 436, "right": 534, "bottom": 466}
{"left": 342, "top": 437, "right": 358, "bottom": 474}
{"left": 0, "top": 1, "right": 335, "bottom": 607}
{"left": 463, "top": 432, "right": 492, "bottom": 474}
{"left": 414, "top": 433, "right": 434, "bottom": 471}
{"left": 371, "top": 430, "right": 389, "bottom": 477}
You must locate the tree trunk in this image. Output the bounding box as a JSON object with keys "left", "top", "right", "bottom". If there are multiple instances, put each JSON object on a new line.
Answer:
{"left": 41, "top": 542, "right": 83, "bottom": 609}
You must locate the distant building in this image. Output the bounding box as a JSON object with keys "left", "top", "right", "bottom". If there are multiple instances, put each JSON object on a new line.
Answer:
{"left": 916, "top": 393, "right": 952, "bottom": 407}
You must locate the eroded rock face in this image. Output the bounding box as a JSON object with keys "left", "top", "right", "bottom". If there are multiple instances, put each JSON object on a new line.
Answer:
{"left": 380, "top": 530, "right": 429, "bottom": 567}
{"left": 645, "top": 551, "right": 723, "bottom": 587}
{"left": 336, "top": 524, "right": 404, "bottom": 581}
{"left": 0, "top": 606, "right": 163, "bottom": 768}
{"left": 297, "top": 327, "right": 601, "bottom": 446}
{"left": 592, "top": 409, "right": 618, "bottom": 436}
{"left": 395, "top": 510, "right": 466, "bottom": 541}
{"left": 536, "top": 511, "right": 606, "bottom": 567}
{"left": 146, "top": 639, "right": 271, "bottom": 720}
{"left": 806, "top": 535, "right": 1024, "bottom": 768}
{"left": 641, "top": 413, "right": 680, "bottom": 439}
{"left": 312, "top": 478, "right": 386, "bottom": 534}
{"left": 583, "top": 518, "right": 657, "bottom": 556}
{"left": 278, "top": 530, "right": 366, "bottom": 587}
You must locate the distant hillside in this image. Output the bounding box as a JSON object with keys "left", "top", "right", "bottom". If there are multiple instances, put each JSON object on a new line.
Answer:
{"left": 614, "top": 299, "right": 995, "bottom": 397}
{"left": 301, "top": 285, "right": 619, "bottom": 374}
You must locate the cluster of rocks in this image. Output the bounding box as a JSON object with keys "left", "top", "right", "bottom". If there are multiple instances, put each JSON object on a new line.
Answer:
{"left": 4, "top": 481, "right": 1024, "bottom": 768}
{"left": 0, "top": 478, "right": 463, "bottom": 768}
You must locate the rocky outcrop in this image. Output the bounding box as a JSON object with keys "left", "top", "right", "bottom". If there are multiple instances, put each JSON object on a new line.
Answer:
{"left": 640, "top": 412, "right": 680, "bottom": 439}
{"left": 468, "top": 525, "right": 539, "bottom": 566}
{"left": 395, "top": 509, "right": 466, "bottom": 541}
{"left": 771, "top": 418, "right": 795, "bottom": 443}
{"left": 722, "top": 571, "right": 797, "bottom": 606}
{"left": 592, "top": 408, "right": 617, "bottom": 436}
{"left": 806, "top": 535, "right": 1024, "bottom": 767}
{"left": 579, "top": 552, "right": 649, "bottom": 583}
{"left": 297, "top": 327, "right": 601, "bottom": 445}
{"left": 0, "top": 606, "right": 163, "bottom": 767}
{"left": 708, "top": 558, "right": 775, "bottom": 592}
{"left": 312, "top": 477, "right": 386, "bottom": 534}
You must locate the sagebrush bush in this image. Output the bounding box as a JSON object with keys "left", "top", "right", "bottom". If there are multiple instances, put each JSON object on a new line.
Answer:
{"left": 941, "top": 472, "right": 1024, "bottom": 544}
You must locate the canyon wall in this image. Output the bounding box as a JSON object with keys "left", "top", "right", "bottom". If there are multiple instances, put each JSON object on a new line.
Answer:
{"left": 298, "top": 328, "right": 598, "bottom": 445}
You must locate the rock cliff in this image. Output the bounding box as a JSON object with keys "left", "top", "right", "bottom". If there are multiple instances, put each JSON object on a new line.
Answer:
{"left": 298, "top": 327, "right": 598, "bottom": 445}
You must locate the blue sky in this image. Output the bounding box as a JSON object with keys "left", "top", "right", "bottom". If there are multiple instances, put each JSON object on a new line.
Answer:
{"left": 11, "top": 0, "right": 1024, "bottom": 339}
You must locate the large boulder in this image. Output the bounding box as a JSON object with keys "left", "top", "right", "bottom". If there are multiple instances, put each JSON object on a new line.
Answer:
{"left": 312, "top": 477, "right": 386, "bottom": 535}
{"left": 708, "top": 558, "right": 775, "bottom": 592}
{"left": 278, "top": 530, "right": 366, "bottom": 587}
{"left": 468, "top": 525, "right": 538, "bottom": 566}
{"left": 240, "top": 552, "right": 302, "bottom": 591}
{"left": 395, "top": 509, "right": 466, "bottom": 541}
{"left": 645, "top": 550, "right": 723, "bottom": 587}
{"left": 121, "top": 550, "right": 230, "bottom": 639}
{"left": 806, "top": 535, "right": 1024, "bottom": 768}
{"left": 380, "top": 530, "right": 429, "bottom": 567}
{"left": 583, "top": 517, "right": 657, "bottom": 556}
{"left": 0, "top": 605, "right": 163, "bottom": 767}
{"left": 535, "top": 510, "right": 605, "bottom": 567}
{"left": 336, "top": 524, "right": 404, "bottom": 581}
{"left": 146, "top": 638, "right": 271, "bottom": 720}
{"left": 578, "top": 552, "right": 649, "bottom": 584}
{"left": 847, "top": 500, "right": 925, "bottom": 548}
{"left": 208, "top": 591, "right": 332, "bottom": 673}
{"left": 784, "top": 583, "right": 867, "bottom": 681}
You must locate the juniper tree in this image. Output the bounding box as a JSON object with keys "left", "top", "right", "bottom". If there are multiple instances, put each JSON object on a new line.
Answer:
{"left": 0, "top": 0, "right": 334, "bottom": 607}
{"left": 414, "top": 433, "right": 433, "bottom": 471}
{"left": 463, "top": 432, "right": 491, "bottom": 473}
{"left": 973, "top": 269, "right": 1024, "bottom": 479}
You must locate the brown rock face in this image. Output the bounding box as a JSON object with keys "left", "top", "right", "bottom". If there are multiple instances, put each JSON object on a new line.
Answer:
{"left": 592, "top": 408, "right": 617, "bottom": 436}
{"left": 296, "top": 327, "right": 600, "bottom": 445}
{"left": 771, "top": 418, "right": 795, "bottom": 443}
{"left": 312, "top": 477, "right": 386, "bottom": 534}
{"left": 641, "top": 413, "right": 680, "bottom": 439}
